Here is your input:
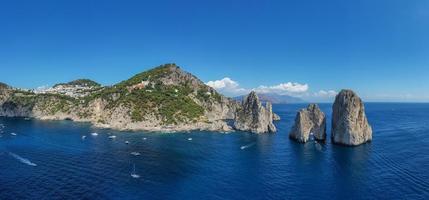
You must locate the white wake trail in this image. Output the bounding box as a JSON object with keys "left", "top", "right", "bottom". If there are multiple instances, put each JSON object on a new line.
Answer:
{"left": 8, "top": 152, "right": 37, "bottom": 166}
{"left": 240, "top": 142, "right": 256, "bottom": 150}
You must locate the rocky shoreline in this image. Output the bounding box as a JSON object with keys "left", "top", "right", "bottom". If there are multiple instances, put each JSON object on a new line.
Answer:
{"left": 0, "top": 64, "right": 277, "bottom": 134}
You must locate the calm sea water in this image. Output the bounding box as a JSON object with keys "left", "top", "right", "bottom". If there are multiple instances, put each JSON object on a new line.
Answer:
{"left": 0, "top": 103, "right": 428, "bottom": 200}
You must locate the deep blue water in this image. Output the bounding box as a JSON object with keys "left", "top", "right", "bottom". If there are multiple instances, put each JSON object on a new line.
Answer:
{"left": 0, "top": 103, "right": 428, "bottom": 200}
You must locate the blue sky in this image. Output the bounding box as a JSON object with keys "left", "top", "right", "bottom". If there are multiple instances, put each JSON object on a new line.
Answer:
{"left": 0, "top": 0, "right": 428, "bottom": 102}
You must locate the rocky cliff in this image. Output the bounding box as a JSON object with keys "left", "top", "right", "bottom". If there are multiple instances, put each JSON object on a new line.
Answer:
{"left": 0, "top": 64, "right": 277, "bottom": 133}
{"left": 289, "top": 104, "right": 326, "bottom": 143}
{"left": 331, "top": 89, "right": 372, "bottom": 146}
{"left": 234, "top": 91, "right": 277, "bottom": 133}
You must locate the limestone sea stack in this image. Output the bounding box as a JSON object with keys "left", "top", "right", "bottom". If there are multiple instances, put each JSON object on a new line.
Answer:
{"left": 289, "top": 104, "right": 326, "bottom": 143}
{"left": 273, "top": 113, "right": 281, "bottom": 121}
{"left": 234, "top": 91, "right": 277, "bottom": 133}
{"left": 331, "top": 89, "right": 372, "bottom": 146}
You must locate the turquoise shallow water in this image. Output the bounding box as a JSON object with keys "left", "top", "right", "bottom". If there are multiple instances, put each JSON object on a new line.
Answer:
{"left": 0, "top": 103, "right": 428, "bottom": 200}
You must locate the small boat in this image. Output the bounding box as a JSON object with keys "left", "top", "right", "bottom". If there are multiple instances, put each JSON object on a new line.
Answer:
{"left": 187, "top": 138, "right": 192, "bottom": 141}
{"left": 10, "top": 133, "right": 17, "bottom": 136}
{"left": 82, "top": 136, "right": 87, "bottom": 140}
{"left": 142, "top": 137, "right": 147, "bottom": 140}
{"left": 91, "top": 132, "right": 98, "bottom": 136}
{"left": 130, "top": 164, "right": 140, "bottom": 179}
{"left": 130, "top": 152, "right": 141, "bottom": 156}
{"left": 125, "top": 141, "right": 129, "bottom": 144}
{"left": 24, "top": 117, "right": 30, "bottom": 120}
{"left": 108, "top": 135, "right": 116, "bottom": 139}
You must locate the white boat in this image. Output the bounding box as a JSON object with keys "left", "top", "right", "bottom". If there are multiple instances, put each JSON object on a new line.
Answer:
{"left": 187, "top": 138, "right": 192, "bottom": 141}
{"left": 108, "top": 135, "right": 116, "bottom": 139}
{"left": 142, "top": 137, "right": 147, "bottom": 140}
{"left": 130, "top": 152, "right": 141, "bottom": 156}
{"left": 82, "top": 135, "right": 87, "bottom": 139}
{"left": 130, "top": 164, "right": 140, "bottom": 178}
{"left": 10, "top": 133, "right": 17, "bottom": 136}
{"left": 125, "top": 141, "right": 129, "bottom": 144}
{"left": 91, "top": 132, "right": 98, "bottom": 136}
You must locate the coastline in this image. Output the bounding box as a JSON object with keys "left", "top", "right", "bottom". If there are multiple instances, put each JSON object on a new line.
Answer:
{"left": 1, "top": 115, "right": 236, "bottom": 133}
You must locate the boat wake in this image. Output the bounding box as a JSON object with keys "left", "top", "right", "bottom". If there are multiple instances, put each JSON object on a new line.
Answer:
{"left": 240, "top": 142, "right": 256, "bottom": 150}
{"left": 9, "top": 152, "right": 37, "bottom": 166}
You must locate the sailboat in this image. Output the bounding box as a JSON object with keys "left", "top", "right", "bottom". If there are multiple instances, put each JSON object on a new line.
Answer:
{"left": 130, "top": 164, "right": 140, "bottom": 178}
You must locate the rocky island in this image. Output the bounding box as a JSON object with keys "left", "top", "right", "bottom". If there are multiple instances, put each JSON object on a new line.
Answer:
{"left": 289, "top": 103, "right": 326, "bottom": 143}
{"left": 331, "top": 89, "right": 372, "bottom": 146}
{"left": 0, "top": 64, "right": 277, "bottom": 133}
{"left": 288, "top": 90, "right": 372, "bottom": 146}
{"left": 234, "top": 91, "right": 277, "bottom": 133}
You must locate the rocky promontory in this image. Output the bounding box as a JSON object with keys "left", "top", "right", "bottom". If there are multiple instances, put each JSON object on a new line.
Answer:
{"left": 234, "top": 91, "right": 277, "bottom": 133}
{"left": 0, "top": 64, "right": 278, "bottom": 134}
{"left": 289, "top": 104, "right": 326, "bottom": 143}
{"left": 331, "top": 89, "right": 372, "bottom": 146}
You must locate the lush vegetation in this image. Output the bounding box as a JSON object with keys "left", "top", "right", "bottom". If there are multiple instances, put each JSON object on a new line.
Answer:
{"left": 109, "top": 83, "right": 203, "bottom": 124}
{"left": 8, "top": 90, "right": 76, "bottom": 115}
{"left": 54, "top": 79, "right": 101, "bottom": 88}
{"left": 2, "top": 63, "right": 225, "bottom": 126}
{"left": 116, "top": 63, "right": 176, "bottom": 87}
{"left": 82, "top": 63, "right": 208, "bottom": 124}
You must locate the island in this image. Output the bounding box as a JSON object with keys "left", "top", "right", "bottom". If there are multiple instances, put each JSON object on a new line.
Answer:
{"left": 0, "top": 64, "right": 278, "bottom": 133}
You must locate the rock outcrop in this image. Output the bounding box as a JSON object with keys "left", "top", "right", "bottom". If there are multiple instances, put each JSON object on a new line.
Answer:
{"left": 331, "top": 89, "right": 372, "bottom": 146}
{"left": 289, "top": 104, "right": 326, "bottom": 143}
{"left": 234, "top": 91, "right": 277, "bottom": 133}
{"left": 273, "top": 113, "right": 281, "bottom": 121}
{"left": 0, "top": 64, "right": 279, "bottom": 134}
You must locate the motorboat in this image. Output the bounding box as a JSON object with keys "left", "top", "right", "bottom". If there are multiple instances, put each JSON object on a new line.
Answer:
{"left": 130, "top": 164, "right": 140, "bottom": 178}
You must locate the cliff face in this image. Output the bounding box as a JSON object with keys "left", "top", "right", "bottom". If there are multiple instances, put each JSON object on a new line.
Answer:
{"left": 234, "top": 91, "right": 277, "bottom": 133}
{"left": 0, "top": 64, "right": 262, "bottom": 133}
{"left": 331, "top": 90, "right": 372, "bottom": 146}
{"left": 289, "top": 104, "right": 326, "bottom": 143}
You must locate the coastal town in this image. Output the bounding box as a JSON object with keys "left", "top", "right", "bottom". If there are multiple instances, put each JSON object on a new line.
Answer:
{"left": 32, "top": 79, "right": 101, "bottom": 98}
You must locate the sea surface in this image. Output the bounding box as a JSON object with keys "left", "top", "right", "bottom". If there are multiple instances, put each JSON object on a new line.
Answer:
{"left": 0, "top": 103, "right": 428, "bottom": 200}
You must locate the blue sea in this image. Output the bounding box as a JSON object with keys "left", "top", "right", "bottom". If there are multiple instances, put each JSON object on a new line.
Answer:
{"left": 0, "top": 103, "right": 428, "bottom": 200}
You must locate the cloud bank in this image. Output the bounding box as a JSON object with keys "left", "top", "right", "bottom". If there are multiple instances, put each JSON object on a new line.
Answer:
{"left": 206, "top": 77, "right": 338, "bottom": 102}
{"left": 206, "top": 77, "right": 310, "bottom": 97}
{"left": 254, "top": 82, "right": 309, "bottom": 95}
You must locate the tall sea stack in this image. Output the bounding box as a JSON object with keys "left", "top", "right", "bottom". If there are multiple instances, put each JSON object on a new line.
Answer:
{"left": 331, "top": 89, "right": 372, "bottom": 146}
{"left": 289, "top": 104, "right": 326, "bottom": 143}
{"left": 234, "top": 91, "right": 277, "bottom": 133}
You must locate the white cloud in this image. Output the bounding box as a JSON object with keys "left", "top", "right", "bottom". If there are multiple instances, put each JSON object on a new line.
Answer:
{"left": 206, "top": 78, "right": 309, "bottom": 97}
{"left": 206, "top": 77, "right": 340, "bottom": 102}
{"left": 254, "top": 82, "right": 309, "bottom": 95}
{"left": 314, "top": 90, "right": 337, "bottom": 97}
{"left": 206, "top": 77, "right": 248, "bottom": 96}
